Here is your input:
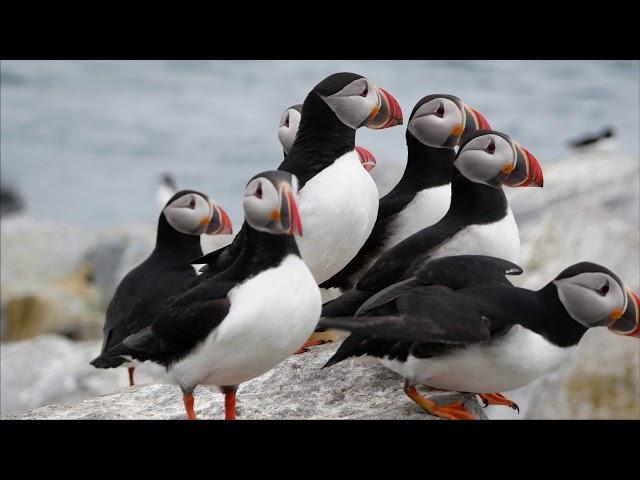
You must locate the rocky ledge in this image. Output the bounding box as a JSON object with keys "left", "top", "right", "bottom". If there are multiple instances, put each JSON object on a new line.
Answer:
{"left": 2, "top": 339, "right": 486, "bottom": 420}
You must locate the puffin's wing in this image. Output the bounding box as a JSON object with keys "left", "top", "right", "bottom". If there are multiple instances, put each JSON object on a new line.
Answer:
{"left": 415, "top": 255, "right": 523, "bottom": 289}
{"left": 93, "top": 281, "right": 235, "bottom": 367}
{"left": 354, "top": 277, "right": 421, "bottom": 317}
{"left": 322, "top": 286, "right": 492, "bottom": 367}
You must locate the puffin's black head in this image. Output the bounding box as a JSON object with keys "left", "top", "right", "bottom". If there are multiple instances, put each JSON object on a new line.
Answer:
{"left": 408, "top": 94, "right": 491, "bottom": 149}
{"left": 243, "top": 170, "right": 302, "bottom": 236}
{"left": 311, "top": 72, "right": 403, "bottom": 130}
{"left": 455, "top": 130, "right": 544, "bottom": 188}
{"left": 553, "top": 262, "right": 640, "bottom": 338}
{"left": 162, "top": 190, "right": 233, "bottom": 236}
{"left": 277, "top": 102, "right": 377, "bottom": 172}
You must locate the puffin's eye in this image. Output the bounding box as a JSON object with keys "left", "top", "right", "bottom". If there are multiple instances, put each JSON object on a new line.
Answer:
{"left": 598, "top": 281, "right": 609, "bottom": 296}
{"left": 284, "top": 113, "right": 290, "bottom": 128}
{"left": 485, "top": 140, "right": 496, "bottom": 154}
{"left": 188, "top": 197, "right": 196, "bottom": 209}
{"left": 360, "top": 86, "right": 368, "bottom": 97}
{"left": 435, "top": 104, "right": 445, "bottom": 117}
{"left": 255, "top": 182, "right": 263, "bottom": 199}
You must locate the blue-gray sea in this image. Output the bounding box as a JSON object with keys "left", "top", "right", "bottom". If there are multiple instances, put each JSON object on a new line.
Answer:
{"left": 1, "top": 60, "right": 639, "bottom": 229}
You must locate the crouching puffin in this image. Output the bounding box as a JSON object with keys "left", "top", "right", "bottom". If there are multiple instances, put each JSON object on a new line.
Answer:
{"left": 320, "top": 255, "right": 640, "bottom": 419}
{"left": 321, "top": 94, "right": 491, "bottom": 292}
{"left": 321, "top": 129, "right": 544, "bottom": 320}
{"left": 278, "top": 103, "right": 377, "bottom": 172}
{"left": 91, "top": 190, "right": 233, "bottom": 386}
{"left": 92, "top": 171, "right": 322, "bottom": 420}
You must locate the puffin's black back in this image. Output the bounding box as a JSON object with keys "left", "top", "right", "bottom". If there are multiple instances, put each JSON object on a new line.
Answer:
{"left": 96, "top": 212, "right": 204, "bottom": 361}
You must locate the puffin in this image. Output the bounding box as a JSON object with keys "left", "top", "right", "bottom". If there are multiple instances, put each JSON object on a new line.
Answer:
{"left": 320, "top": 94, "right": 491, "bottom": 292}
{"left": 155, "top": 173, "right": 178, "bottom": 210}
{"left": 91, "top": 171, "right": 322, "bottom": 420}
{"left": 321, "top": 129, "right": 544, "bottom": 320}
{"left": 278, "top": 103, "right": 377, "bottom": 172}
{"left": 91, "top": 190, "right": 233, "bottom": 386}
{"left": 319, "top": 255, "right": 640, "bottom": 419}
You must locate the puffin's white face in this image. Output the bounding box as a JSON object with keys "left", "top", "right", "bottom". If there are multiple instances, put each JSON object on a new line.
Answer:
{"left": 278, "top": 107, "right": 302, "bottom": 155}
{"left": 408, "top": 97, "right": 464, "bottom": 148}
{"left": 554, "top": 272, "right": 627, "bottom": 328}
{"left": 163, "top": 191, "right": 232, "bottom": 236}
{"left": 320, "top": 77, "right": 380, "bottom": 129}
{"left": 455, "top": 134, "right": 515, "bottom": 186}
{"left": 243, "top": 174, "right": 302, "bottom": 236}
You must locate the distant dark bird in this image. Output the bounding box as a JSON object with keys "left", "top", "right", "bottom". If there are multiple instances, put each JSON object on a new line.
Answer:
{"left": 321, "top": 255, "right": 640, "bottom": 419}
{"left": 155, "top": 173, "right": 178, "bottom": 210}
{"left": 321, "top": 129, "right": 544, "bottom": 320}
{"left": 92, "top": 171, "right": 321, "bottom": 420}
{"left": 569, "top": 126, "right": 616, "bottom": 150}
{"left": 0, "top": 183, "right": 24, "bottom": 216}
{"left": 91, "top": 190, "right": 233, "bottom": 386}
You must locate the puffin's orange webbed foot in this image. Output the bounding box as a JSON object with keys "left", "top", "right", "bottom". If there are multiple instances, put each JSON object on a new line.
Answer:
{"left": 404, "top": 382, "right": 477, "bottom": 420}
{"left": 477, "top": 392, "right": 520, "bottom": 413}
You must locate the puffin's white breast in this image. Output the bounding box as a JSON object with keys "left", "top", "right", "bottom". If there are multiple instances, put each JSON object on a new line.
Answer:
{"left": 381, "top": 324, "right": 574, "bottom": 392}
{"left": 429, "top": 206, "right": 520, "bottom": 264}
{"left": 295, "top": 150, "right": 379, "bottom": 284}
{"left": 168, "top": 254, "right": 321, "bottom": 389}
{"left": 384, "top": 184, "right": 452, "bottom": 252}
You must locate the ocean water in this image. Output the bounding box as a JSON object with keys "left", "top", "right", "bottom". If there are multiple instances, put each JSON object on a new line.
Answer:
{"left": 1, "top": 60, "right": 638, "bottom": 230}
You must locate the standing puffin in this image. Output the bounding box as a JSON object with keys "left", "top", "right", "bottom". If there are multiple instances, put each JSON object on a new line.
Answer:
{"left": 91, "top": 171, "right": 322, "bottom": 420}
{"left": 193, "top": 73, "right": 402, "bottom": 285}
{"left": 278, "top": 103, "right": 377, "bottom": 172}
{"left": 91, "top": 190, "right": 233, "bottom": 386}
{"left": 320, "top": 255, "right": 640, "bottom": 419}
{"left": 321, "top": 129, "right": 544, "bottom": 319}
{"left": 321, "top": 94, "right": 491, "bottom": 292}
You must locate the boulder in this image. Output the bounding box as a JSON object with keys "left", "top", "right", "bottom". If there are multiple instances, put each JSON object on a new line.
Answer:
{"left": 2, "top": 337, "right": 486, "bottom": 420}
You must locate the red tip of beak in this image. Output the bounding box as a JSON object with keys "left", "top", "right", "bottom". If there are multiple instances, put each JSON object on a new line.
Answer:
{"left": 218, "top": 207, "right": 233, "bottom": 234}
{"left": 522, "top": 147, "right": 544, "bottom": 187}
{"left": 469, "top": 107, "right": 492, "bottom": 130}
{"left": 369, "top": 87, "right": 403, "bottom": 129}
{"left": 355, "top": 145, "right": 377, "bottom": 172}
{"left": 625, "top": 291, "right": 640, "bottom": 338}
{"left": 286, "top": 190, "right": 303, "bottom": 236}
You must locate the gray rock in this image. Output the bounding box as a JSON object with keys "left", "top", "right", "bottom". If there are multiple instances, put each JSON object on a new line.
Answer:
{"left": 525, "top": 328, "right": 640, "bottom": 419}
{"left": 2, "top": 338, "right": 486, "bottom": 420}
{"left": 0, "top": 334, "right": 163, "bottom": 415}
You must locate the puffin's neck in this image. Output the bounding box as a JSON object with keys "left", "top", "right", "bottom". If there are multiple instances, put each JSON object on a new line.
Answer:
{"left": 392, "top": 133, "right": 454, "bottom": 192}
{"left": 480, "top": 285, "right": 587, "bottom": 348}
{"left": 280, "top": 93, "right": 356, "bottom": 188}
{"left": 445, "top": 171, "right": 509, "bottom": 224}
{"left": 529, "top": 283, "right": 588, "bottom": 347}
{"left": 154, "top": 214, "right": 204, "bottom": 262}
{"left": 228, "top": 225, "right": 300, "bottom": 279}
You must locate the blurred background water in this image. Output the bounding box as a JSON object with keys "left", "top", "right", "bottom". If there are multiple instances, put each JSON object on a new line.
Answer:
{"left": 2, "top": 60, "right": 638, "bottom": 228}
{"left": 1, "top": 60, "right": 639, "bottom": 419}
